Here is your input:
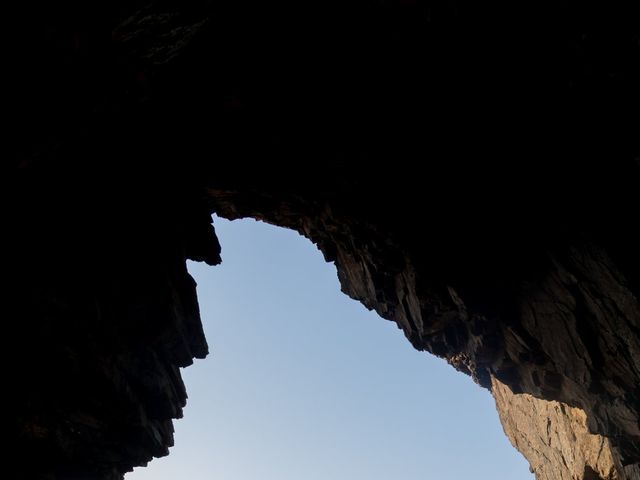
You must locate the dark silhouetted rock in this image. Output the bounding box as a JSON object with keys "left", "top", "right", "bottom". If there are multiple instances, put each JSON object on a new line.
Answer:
{"left": 7, "top": 1, "right": 639, "bottom": 478}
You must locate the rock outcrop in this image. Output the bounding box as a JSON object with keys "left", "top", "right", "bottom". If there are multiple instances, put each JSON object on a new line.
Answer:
{"left": 7, "top": 1, "right": 639, "bottom": 479}
{"left": 493, "top": 377, "right": 640, "bottom": 480}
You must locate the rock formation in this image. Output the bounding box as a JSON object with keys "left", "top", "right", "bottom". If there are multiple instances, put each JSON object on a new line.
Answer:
{"left": 8, "top": 1, "right": 639, "bottom": 479}
{"left": 493, "top": 378, "right": 640, "bottom": 480}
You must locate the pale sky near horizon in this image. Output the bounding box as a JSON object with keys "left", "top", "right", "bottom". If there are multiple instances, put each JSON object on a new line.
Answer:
{"left": 128, "top": 216, "right": 532, "bottom": 480}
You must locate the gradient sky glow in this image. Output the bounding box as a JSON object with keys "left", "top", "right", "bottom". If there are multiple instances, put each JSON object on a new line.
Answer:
{"left": 127, "top": 216, "right": 532, "bottom": 480}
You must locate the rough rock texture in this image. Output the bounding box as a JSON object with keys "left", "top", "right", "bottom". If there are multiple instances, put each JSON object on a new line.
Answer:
{"left": 493, "top": 377, "right": 640, "bottom": 480}
{"left": 7, "top": 1, "right": 640, "bottom": 479}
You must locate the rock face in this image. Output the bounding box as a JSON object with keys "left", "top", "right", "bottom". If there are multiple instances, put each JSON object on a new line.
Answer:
{"left": 7, "top": 1, "right": 640, "bottom": 479}
{"left": 493, "top": 377, "right": 640, "bottom": 480}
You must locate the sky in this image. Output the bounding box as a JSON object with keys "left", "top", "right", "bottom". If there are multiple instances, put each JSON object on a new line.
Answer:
{"left": 128, "top": 216, "right": 532, "bottom": 480}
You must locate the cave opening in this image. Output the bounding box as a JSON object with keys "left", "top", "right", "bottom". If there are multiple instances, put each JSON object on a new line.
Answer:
{"left": 127, "top": 216, "right": 531, "bottom": 479}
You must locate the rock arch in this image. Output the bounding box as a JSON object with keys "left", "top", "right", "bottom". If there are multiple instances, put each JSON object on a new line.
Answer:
{"left": 8, "top": 1, "right": 640, "bottom": 479}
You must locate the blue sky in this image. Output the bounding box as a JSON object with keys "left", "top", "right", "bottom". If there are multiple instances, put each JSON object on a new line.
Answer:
{"left": 128, "top": 216, "right": 531, "bottom": 479}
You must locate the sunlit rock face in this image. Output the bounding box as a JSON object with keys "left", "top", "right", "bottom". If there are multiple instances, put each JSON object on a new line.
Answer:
{"left": 493, "top": 377, "right": 640, "bottom": 480}
{"left": 7, "top": 0, "right": 639, "bottom": 479}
